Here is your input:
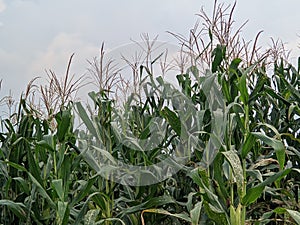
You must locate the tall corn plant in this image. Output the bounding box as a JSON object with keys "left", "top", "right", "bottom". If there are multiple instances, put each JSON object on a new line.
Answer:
{"left": 138, "top": 2, "right": 300, "bottom": 225}
{"left": 0, "top": 56, "right": 98, "bottom": 225}
{"left": 1, "top": 1, "right": 300, "bottom": 224}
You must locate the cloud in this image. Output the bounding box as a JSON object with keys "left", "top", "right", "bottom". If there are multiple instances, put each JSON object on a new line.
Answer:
{"left": 29, "top": 32, "right": 99, "bottom": 81}
{"left": 0, "top": 0, "right": 6, "bottom": 12}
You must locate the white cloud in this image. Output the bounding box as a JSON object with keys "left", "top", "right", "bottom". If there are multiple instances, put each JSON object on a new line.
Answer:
{"left": 0, "top": 0, "right": 6, "bottom": 12}
{"left": 29, "top": 33, "right": 99, "bottom": 78}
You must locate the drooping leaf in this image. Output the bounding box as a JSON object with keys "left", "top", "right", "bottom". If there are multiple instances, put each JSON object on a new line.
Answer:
{"left": 252, "top": 132, "right": 285, "bottom": 170}
{"left": 286, "top": 209, "right": 300, "bottom": 225}
{"left": 28, "top": 173, "right": 55, "bottom": 208}
{"left": 242, "top": 169, "right": 291, "bottom": 206}
{"left": 141, "top": 209, "right": 192, "bottom": 225}
{"left": 0, "top": 200, "right": 27, "bottom": 220}
{"left": 95, "top": 218, "right": 126, "bottom": 225}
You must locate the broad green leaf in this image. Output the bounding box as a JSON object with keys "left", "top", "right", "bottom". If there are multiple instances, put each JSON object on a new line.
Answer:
{"left": 221, "top": 76, "right": 231, "bottom": 102}
{"left": 55, "top": 109, "right": 72, "bottom": 142}
{"left": 57, "top": 201, "right": 69, "bottom": 225}
{"left": 222, "top": 150, "right": 244, "bottom": 197}
{"left": 286, "top": 209, "right": 300, "bottom": 225}
{"left": 121, "top": 195, "right": 176, "bottom": 214}
{"left": 160, "top": 106, "right": 181, "bottom": 136}
{"left": 264, "top": 86, "right": 290, "bottom": 106}
{"left": 238, "top": 73, "right": 249, "bottom": 104}
{"left": 0, "top": 200, "right": 27, "bottom": 220}
{"left": 73, "top": 192, "right": 101, "bottom": 225}
{"left": 28, "top": 173, "right": 55, "bottom": 208}
{"left": 242, "top": 169, "right": 291, "bottom": 206}
{"left": 36, "top": 134, "right": 55, "bottom": 151}
{"left": 13, "top": 177, "right": 30, "bottom": 195}
{"left": 71, "top": 175, "right": 98, "bottom": 206}
{"left": 95, "top": 218, "right": 126, "bottom": 225}
{"left": 52, "top": 179, "right": 64, "bottom": 201}
{"left": 141, "top": 209, "right": 191, "bottom": 225}
{"left": 75, "top": 102, "right": 97, "bottom": 137}
{"left": 84, "top": 209, "right": 100, "bottom": 225}
{"left": 278, "top": 73, "right": 300, "bottom": 102}
{"left": 229, "top": 58, "right": 242, "bottom": 71}
{"left": 212, "top": 44, "right": 226, "bottom": 73}
{"left": 27, "top": 146, "right": 43, "bottom": 185}
{"left": 213, "top": 153, "right": 229, "bottom": 202}
{"left": 190, "top": 201, "right": 202, "bottom": 225}
{"left": 241, "top": 185, "right": 265, "bottom": 207}
{"left": 6, "top": 160, "right": 28, "bottom": 172}
{"left": 189, "top": 168, "right": 203, "bottom": 187}
{"left": 273, "top": 208, "right": 300, "bottom": 224}
{"left": 203, "top": 201, "right": 230, "bottom": 225}
{"left": 197, "top": 178, "right": 229, "bottom": 224}
{"left": 252, "top": 132, "right": 285, "bottom": 170}
{"left": 241, "top": 133, "right": 256, "bottom": 158}
{"left": 249, "top": 73, "right": 268, "bottom": 102}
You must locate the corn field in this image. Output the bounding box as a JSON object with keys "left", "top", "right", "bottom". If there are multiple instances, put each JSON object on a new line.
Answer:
{"left": 0, "top": 2, "right": 300, "bottom": 225}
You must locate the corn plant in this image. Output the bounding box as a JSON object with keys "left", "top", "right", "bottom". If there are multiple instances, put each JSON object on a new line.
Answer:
{"left": 1, "top": 1, "right": 300, "bottom": 225}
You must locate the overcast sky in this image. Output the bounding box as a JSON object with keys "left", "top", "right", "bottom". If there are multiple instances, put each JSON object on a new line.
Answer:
{"left": 0, "top": 0, "right": 300, "bottom": 98}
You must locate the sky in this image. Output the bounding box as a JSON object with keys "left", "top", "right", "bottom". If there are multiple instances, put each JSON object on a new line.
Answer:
{"left": 0, "top": 0, "right": 300, "bottom": 100}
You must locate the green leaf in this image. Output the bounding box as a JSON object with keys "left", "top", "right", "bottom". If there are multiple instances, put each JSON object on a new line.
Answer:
{"left": 71, "top": 175, "right": 98, "bottom": 206}
{"left": 160, "top": 106, "right": 181, "bottom": 136}
{"left": 121, "top": 195, "right": 176, "bottom": 214}
{"left": 229, "top": 58, "right": 242, "bottom": 71}
{"left": 0, "top": 200, "right": 27, "bottom": 220}
{"left": 242, "top": 169, "right": 291, "bottom": 206}
{"left": 241, "top": 133, "right": 256, "bottom": 158}
{"left": 52, "top": 179, "right": 64, "bottom": 201}
{"left": 252, "top": 132, "right": 285, "bottom": 170}
{"left": 278, "top": 73, "right": 300, "bottom": 102}
{"left": 73, "top": 192, "right": 101, "bottom": 225}
{"left": 141, "top": 209, "right": 191, "bottom": 225}
{"left": 55, "top": 109, "right": 72, "bottom": 142}
{"left": 84, "top": 209, "right": 100, "bottom": 225}
{"left": 238, "top": 73, "right": 249, "bottom": 104}
{"left": 13, "top": 177, "right": 30, "bottom": 195}
{"left": 6, "top": 160, "right": 28, "bottom": 172}
{"left": 213, "top": 153, "right": 229, "bottom": 202}
{"left": 75, "top": 102, "right": 97, "bottom": 137}
{"left": 241, "top": 185, "right": 265, "bottom": 207}
{"left": 249, "top": 73, "right": 267, "bottom": 102}
{"left": 57, "top": 201, "right": 69, "bottom": 225}
{"left": 203, "top": 201, "right": 230, "bottom": 225}
{"left": 95, "top": 218, "right": 126, "bottom": 225}
{"left": 190, "top": 202, "right": 202, "bottom": 225}
{"left": 222, "top": 150, "right": 244, "bottom": 197}
{"left": 221, "top": 77, "right": 231, "bottom": 102}
{"left": 286, "top": 209, "right": 300, "bottom": 225}
{"left": 28, "top": 173, "right": 55, "bottom": 208}
{"left": 273, "top": 208, "right": 300, "bottom": 224}
{"left": 212, "top": 44, "right": 226, "bottom": 73}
